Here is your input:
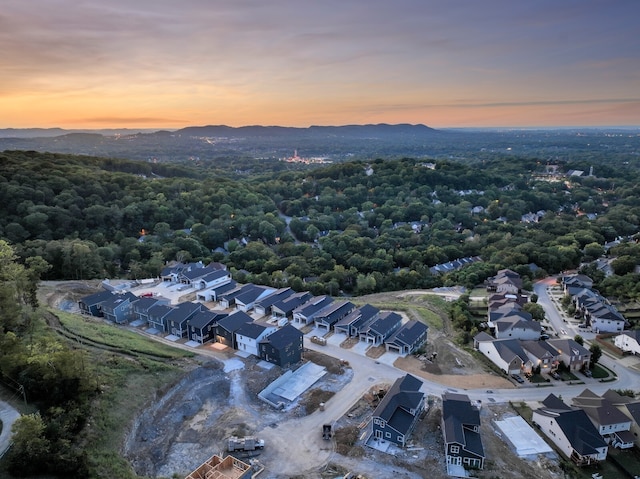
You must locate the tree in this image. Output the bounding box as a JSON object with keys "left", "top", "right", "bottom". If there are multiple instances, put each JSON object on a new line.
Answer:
{"left": 589, "top": 344, "right": 602, "bottom": 367}
{"left": 574, "top": 334, "right": 584, "bottom": 346}
{"left": 7, "top": 413, "right": 51, "bottom": 476}
{"left": 522, "top": 302, "right": 545, "bottom": 321}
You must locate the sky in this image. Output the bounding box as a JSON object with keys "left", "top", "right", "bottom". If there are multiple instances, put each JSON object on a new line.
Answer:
{"left": 1, "top": 0, "right": 639, "bottom": 129}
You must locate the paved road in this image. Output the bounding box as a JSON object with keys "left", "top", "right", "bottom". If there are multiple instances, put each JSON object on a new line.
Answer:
{"left": 0, "top": 400, "right": 20, "bottom": 458}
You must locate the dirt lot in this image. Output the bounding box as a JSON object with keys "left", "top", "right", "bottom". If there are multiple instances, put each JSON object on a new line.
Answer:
{"left": 43, "top": 283, "right": 565, "bottom": 479}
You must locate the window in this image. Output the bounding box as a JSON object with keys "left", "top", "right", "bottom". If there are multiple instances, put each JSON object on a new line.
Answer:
{"left": 450, "top": 445, "right": 460, "bottom": 454}
{"left": 385, "top": 432, "right": 391, "bottom": 438}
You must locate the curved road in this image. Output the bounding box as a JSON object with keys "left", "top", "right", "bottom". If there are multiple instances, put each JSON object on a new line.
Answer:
{"left": 0, "top": 400, "right": 20, "bottom": 458}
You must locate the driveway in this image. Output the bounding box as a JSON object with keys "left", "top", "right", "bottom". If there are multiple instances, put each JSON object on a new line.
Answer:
{"left": 0, "top": 400, "right": 20, "bottom": 457}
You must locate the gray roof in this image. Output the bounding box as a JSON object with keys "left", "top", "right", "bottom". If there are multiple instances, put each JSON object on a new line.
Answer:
{"left": 294, "top": 295, "right": 333, "bottom": 318}
{"left": 259, "top": 324, "right": 303, "bottom": 349}
{"left": 372, "top": 374, "right": 424, "bottom": 435}
{"left": 334, "top": 304, "right": 379, "bottom": 329}
{"left": 385, "top": 320, "right": 428, "bottom": 347}
{"left": 271, "top": 291, "right": 313, "bottom": 315}
{"left": 189, "top": 310, "right": 227, "bottom": 329}
{"left": 363, "top": 311, "right": 402, "bottom": 335}
{"left": 442, "top": 392, "right": 484, "bottom": 458}
{"left": 165, "top": 302, "right": 203, "bottom": 325}
{"left": 79, "top": 289, "right": 114, "bottom": 306}
{"left": 235, "top": 321, "right": 270, "bottom": 340}
{"left": 217, "top": 311, "right": 253, "bottom": 333}
{"left": 554, "top": 409, "right": 607, "bottom": 455}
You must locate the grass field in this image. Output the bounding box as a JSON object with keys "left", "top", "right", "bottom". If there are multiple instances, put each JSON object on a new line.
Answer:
{"left": 55, "top": 310, "right": 194, "bottom": 359}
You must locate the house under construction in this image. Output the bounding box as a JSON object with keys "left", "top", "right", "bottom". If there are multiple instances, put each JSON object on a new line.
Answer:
{"left": 184, "top": 454, "right": 252, "bottom": 479}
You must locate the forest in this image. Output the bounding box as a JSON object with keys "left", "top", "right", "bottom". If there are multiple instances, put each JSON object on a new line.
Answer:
{"left": 1, "top": 145, "right": 640, "bottom": 477}
{"left": 1, "top": 149, "right": 640, "bottom": 301}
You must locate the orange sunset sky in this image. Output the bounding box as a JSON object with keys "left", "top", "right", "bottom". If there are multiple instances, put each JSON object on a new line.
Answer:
{"left": 2, "top": 1, "right": 639, "bottom": 130}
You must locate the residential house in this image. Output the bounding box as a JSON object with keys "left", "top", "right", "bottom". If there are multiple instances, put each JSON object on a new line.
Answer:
{"left": 196, "top": 279, "right": 237, "bottom": 302}
{"left": 385, "top": 320, "right": 429, "bottom": 355}
{"left": 359, "top": 312, "right": 403, "bottom": 346}
{"left": 215, "top": 311, "right": 253, "bottom": 348}
{"left": 370, "top": 374, "right": 425, "bottom": 447}
{"left": 561, "top": 274, "right": 594, "bottom": 295}
{"left": 614, "top": 330, "right": 640, "bottom": 356}
{"left": 132, "top": 296, "right": 170, "bottom": 322}
{"left": 600, "top": 389, "right": 640, "bottom": 448}
{"left": 101, "top": 291, "right": 138, "bottom": 324}
{"left": 270, "top": 291, "right": 313, "bottom": 321}
{"left": 572, "top": 389, "right": 635, "bottom": 449}
{"left": 160, "top": 262, "right": 186, "bottom": 282}
{"left": 334, "top": 304, "right": 380, "bottom": 337}
{"left": 532, "top": 394, "right": 608, "bottom": 465}
{"left": 313, "top": 300, "right": 355, "bottom": 331}
{"left": 491, "top": 310, "right": 541, "bottom": 340}
{"left": 292, "top": 295, "right": 333, "bottom": 325}
{"left": 547, "top": 338, "right": 591, "bottom": 371}
{"left": 187, "top": 310, "right": 228, "bottom": 344}
{"left": 147, "top": 304, "right": 174, "bottom": 332}
{"left": 179, "top": 264, "right": 218, "bottom": 286}
{"left": 259, "top": 324, "right": 304, "bottom": 368}
{"left": 78, "top": 290, "right": 114, "bottom": 316}
{"left": 234, "top": 285, "right": 276, "bottom": 313}
{"left": 521, "top": 340, "right": 560, "bottom": 374}
{"left": 235, "top": 321, "right": 277, "bottom": 357}
{"left": 217, "top": 284, "right": 248, "bottom": 309}
{"left": 485, "top": 269, "right": 522, "bottom": 293}
{"left": 441, "top": 392, "right": 485, "bottom": 470}
{"left": 474, "top": 334, "right": 532, "bottom": 375}
{"left": 195, "top": 269, "right": 231, "bottom": 291}
{"left": 166, "top": 302, "right": 205, "bottom": 337}
{"left": 253, "top": 288, "right": 294, "bottom": 317}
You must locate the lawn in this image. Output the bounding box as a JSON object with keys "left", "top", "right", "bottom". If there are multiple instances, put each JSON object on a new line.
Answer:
{"left": 55, "top": 310, "right": 194, "bottom": 359}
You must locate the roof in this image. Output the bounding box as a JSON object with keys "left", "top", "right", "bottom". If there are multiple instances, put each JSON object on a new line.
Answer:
{"left": 133, "top": 297, "right": 162, "bottom": 310}
{"left": 182, "top": 265, "right": 217, "bottom": 280}
{"left": 554, "top": 409, "right": 607, "bottom": 455}
{"left": 189, "top": 310, "right": 227, "bottom": 329}
{"left": 334, "top": 304, "right": 380, "bottom": 329}
{"left": 620, "top": 330, "right": 640, "bottom": 343}
{"left": 364, "top": 311, "right": 402, "bottom": 335}
{"left": 147, "top": 304, "right": 173, "bottom": 319}
{"left": 492, "top": 339, "right": 530, "bottom": 364}
{"left": 521, "top": 340, "right": 558, "bottom": 358}
{"left": 442, "top": 392, "right": 484, "bottom": 458}
{"left": 101, "top": 291, "right": 137, "bottom": 310}
{"left": 164, "top": 302, "right": 203, "bottom": 324}
{"left": 294, "top": 295, "right": 333, "bottom": 317}
{"left": 235, "top": 321, "right": 270, "bottom": 340}
{"left": 572, "top": 389, "right": 634, "bottom": 427}
{"left": 385, "top": 320, "right": 429, "bottom": 347}
{"left": 541, "top": 393, "right": 572, "bottom": 411}
{"left": 217, "top": 311, "right": 253, "bottom": 333}
{"left": 547, "top": 338, "right": 590, "bottom": 358}
{"left": 259, "top": 324, "right": 303, "bottom": 349}
{"left": 254, "top": 288, "right": 294, "bottom": 308}
{"left": 200, "top": 269, "right": 231, "bottom": 283}
{"left": 271, "top": 291, "right": 313, "bottom": 314}
{"left": 372, "top": 374, "right": 424, "bottom": 434}
{"left": 234, "top": 284, "right": 275, "bottom": 306}
{"left": 314, "top": 300, "right": 354, "bottom": 325}
{"left": 79, "top": 290, "right": 114, "bottom": 306}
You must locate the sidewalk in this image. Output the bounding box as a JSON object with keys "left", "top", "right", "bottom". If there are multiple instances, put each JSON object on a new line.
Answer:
{"left": 0, "top": 400, "right": 21, "bottom": 457}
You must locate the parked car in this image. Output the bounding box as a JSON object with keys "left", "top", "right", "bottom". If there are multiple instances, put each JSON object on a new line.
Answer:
{"left": 511, "top": 374, "right": 525, "bottom": 383}
{"left": 583, "top": 369, "right": 592, "bottom": 378}
{"left": 539, "top": 334, "right": 550, "bottom": 340}
{"left": 550, "top": 371, "right": 561, "bottom": 380}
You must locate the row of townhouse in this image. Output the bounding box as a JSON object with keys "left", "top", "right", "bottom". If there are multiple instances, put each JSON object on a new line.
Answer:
{"left": 562, "top": 274, "right": 627, "bottom": 333}
{"left": 292, "top": 296, "right": 429, "bottom": 355}
{"left": 533, "top": 388, "right": 640, "bottom": 466}
{"left": 78, "top": 290, "right": 303, "bottom": 368}
{"left": 474, "top": 333, "right": 591, "bottom": 375}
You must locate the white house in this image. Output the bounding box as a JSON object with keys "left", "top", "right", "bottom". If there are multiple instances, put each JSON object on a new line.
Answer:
{"left": 474, "top": 334, "right": 532, "bottom": 375}
{"left": 235, "top": 322, "right": 276, "bottom": 357}
{"left": 614, "top": 331, "right": 640, "bottom": 355}
{"left": 532, "top": 395, "right": 608, "bottom": 466}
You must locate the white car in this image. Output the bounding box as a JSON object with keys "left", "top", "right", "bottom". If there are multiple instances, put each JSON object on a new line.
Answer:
{"left": 561, "top": 329, "right": 567, "bottom": 335}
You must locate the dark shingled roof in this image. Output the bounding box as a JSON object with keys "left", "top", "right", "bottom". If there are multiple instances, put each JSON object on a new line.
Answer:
{"left": 372, "top": 374, "right": 424, "bottom": 435}
{"left": 259, "top": 324, "right": 303, "bottom": 348}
